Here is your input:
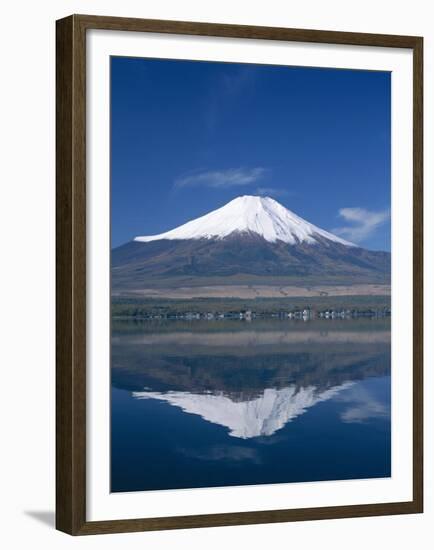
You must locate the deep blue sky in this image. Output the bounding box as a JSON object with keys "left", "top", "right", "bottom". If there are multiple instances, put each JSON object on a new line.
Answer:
{"left": 111, "top": 57, "right": 391, "bottom": 250}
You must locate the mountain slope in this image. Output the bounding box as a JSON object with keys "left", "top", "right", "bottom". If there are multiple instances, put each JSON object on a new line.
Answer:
{"left": 112, "top": 196, "right": 390, "bottom": 293}
{"left": 134, "top": 195, "right": 355, "bottom": 246}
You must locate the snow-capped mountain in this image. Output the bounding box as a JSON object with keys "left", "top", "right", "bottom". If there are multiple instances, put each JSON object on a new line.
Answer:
{"left": 134, "top": 195, "right": 355, "bottom": 247}
{"left": 133, "top": 383, "right": 353, "bottom": 439}
{"left": 112, "top": 195, "right": 391, "bottom": 292}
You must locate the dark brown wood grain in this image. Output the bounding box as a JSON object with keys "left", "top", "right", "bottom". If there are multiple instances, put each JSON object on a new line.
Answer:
{"left": 56, "top": 15, "right": 87, "bottom": 535}
{"left": 412, "top": 36, "right": 424, "bottom": 514}
{"left": 56, "top": 14, "right": 424, "bottom": 536}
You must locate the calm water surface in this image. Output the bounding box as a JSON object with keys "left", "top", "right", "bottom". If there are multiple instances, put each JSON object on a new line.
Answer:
{"left": 111, "top": 318, "right": 391, "bottom": 492}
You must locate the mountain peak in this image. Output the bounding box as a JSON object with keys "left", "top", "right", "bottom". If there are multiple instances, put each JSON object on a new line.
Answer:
{"left": 134, "top": 195, "right": 355, "bottom": 247}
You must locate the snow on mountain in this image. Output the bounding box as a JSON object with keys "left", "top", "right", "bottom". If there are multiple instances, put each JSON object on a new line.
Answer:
{"left": 134, "top": 195, "right": 355, "bottom": 247}
{"left": 132, "top": 382, "right": 354, "bottom": 439}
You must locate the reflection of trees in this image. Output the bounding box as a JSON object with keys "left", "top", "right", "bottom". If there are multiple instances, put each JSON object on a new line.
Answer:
{"left": 112, "top": 330, "right": 390, "bottom": 400}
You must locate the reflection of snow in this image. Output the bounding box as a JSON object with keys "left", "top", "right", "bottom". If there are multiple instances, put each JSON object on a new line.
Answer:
{"left": 338, "top": 385, "right": 389, "bottom": 424}
{"left": 133, "top": 383, "right": 353, "bottom": 439}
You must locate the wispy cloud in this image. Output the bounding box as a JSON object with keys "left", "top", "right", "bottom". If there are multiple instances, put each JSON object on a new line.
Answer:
{"left": 204, "top": 68, "right": 256, "bottom": 132}
{"left": 332, "top": 207, "right": 390, "bottom": 244}
{"left": 220, "top": 68, "right": 255, "bottom": 96}
{"left": 255, "top": 187, "right": 290, "bottom": 198}
{"left": 174, "top": 167, "right": 267, "bottom": 189}
{"left": 337, "top": 386, "right": 389, "bottom": 424}
{"left": 178, "top": 444, "right": 261, "bottom": 463}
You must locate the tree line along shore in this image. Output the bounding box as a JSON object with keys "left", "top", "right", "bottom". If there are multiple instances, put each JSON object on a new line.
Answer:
{"left": 112, "top": 295, "right": 391, "bottom": 321}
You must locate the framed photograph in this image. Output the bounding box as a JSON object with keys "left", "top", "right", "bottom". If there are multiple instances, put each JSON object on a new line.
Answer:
{"left": 56, "top": 14, "right": 423, "bottom": 535}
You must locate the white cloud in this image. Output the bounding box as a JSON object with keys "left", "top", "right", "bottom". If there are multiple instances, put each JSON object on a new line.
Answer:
{"left": 332, "top": 207, "right": 390, "bottom": 244}
{"left": 174, "top": 167, "right": 267, "bottom": 189}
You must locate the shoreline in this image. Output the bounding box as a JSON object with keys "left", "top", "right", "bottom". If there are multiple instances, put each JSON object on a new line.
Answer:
{"left": 113, "top": 311, "right": 391, "bottom": 321}
{"left": 112, "top": 283, "right": 390, "bottom": 300}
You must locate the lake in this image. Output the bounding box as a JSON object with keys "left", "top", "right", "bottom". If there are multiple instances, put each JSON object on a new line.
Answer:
{"left": 111, "top": 318, "right": 391, "bottom": 492}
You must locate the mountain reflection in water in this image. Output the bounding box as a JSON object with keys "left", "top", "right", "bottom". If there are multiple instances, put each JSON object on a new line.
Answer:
{"left": 111, "top": 318, "right": 391, "bottom": 492}
{"left": 133, "top": 383, "right": 355, "bottom": 439}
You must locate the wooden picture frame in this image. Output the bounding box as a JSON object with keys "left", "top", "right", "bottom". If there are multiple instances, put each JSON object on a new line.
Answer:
{"left": 56, "top": 14, "right": 423, "bottom": 535}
